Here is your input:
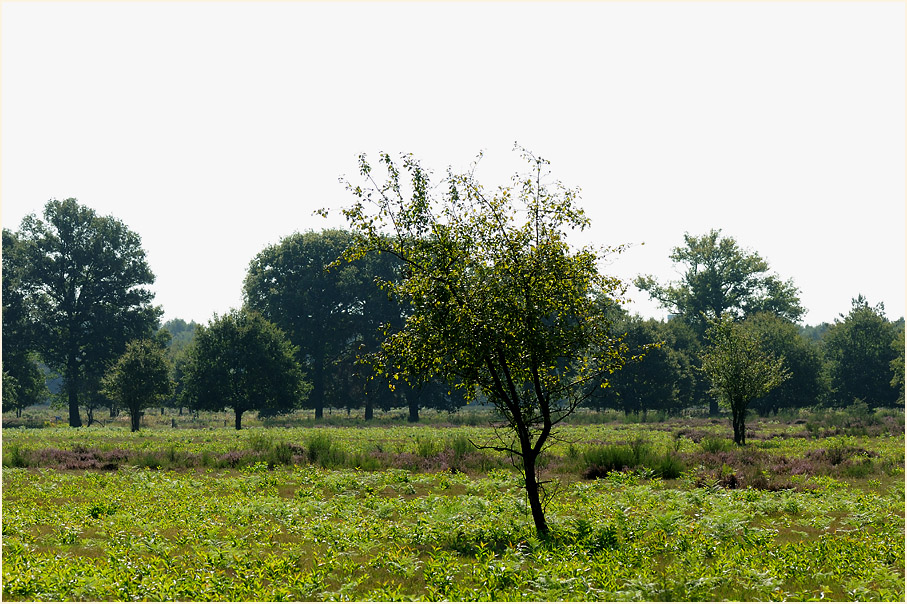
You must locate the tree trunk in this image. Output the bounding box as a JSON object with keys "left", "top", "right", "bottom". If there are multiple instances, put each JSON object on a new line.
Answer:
{"left": 311, "top": 365, "right": 324, "bottom": 420}
{"left": 408, "top": 395, "right": 419, "bottom": 423}
{"left": 731, "top": 402, "right": 746, "bottom": 445}
{"left": 16, "top": 408, "right": 22, "bottom": 418}
{"left": 235, "top": 408, "right": 244, "bottom": 430}
{"left": 109, "top": 405, "right": 119, "bottom": 418}
{"left": 522, "top": 451, "right": 549, "bottom": 538}
{"left": 709, "top": 398, "right": 719, "bottom": 417}
{"left": 66, "top": 355, "right": 83, "bottom": 427}
{"left": 364, "top": 399, "right": 373, "bottom": 421}
{"left": 130, "top": 410, "right": 141, "bottom": 432}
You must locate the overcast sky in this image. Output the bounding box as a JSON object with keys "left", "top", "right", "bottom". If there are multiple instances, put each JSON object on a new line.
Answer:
{"left": 2, "top": 1, "right": 904, "bottom": 327}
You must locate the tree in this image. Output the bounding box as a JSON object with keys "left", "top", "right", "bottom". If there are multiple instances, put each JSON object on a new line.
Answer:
{"left": 587, "top": 313, "right": 691, "bottom": 418}
{"left": 159, "top": 319, "right": 199, "bottom": 414}
{"left": 700, "top": 316, "right": 790, "bottom": 445}
{"left": 14, "top": 199, "right": 162, "bottom": 427}
{"left": 333, "top": 148, "right": 629, "bottom": 537}
{"left": 744, "top": 312, "right": 827, "bottom": 414}
{"left": 636, "top": 229, "right": 803, "bottom": 335}
{"left": 822, "top": 296, "right": 900, "bottom": 408}
{"left": 244, "top": 230, "right": 369, "bottom": 419}
{"left": 891, "top": 328, "right": 905, "bottom": 407}
{"left": 102, "top": 339, "right": 173, "bottom": 432}
{"left": 2, "top": 229, "right": 48, "bottom": 417}
{"left": 180, "top": 309, "right": 309, "bottom": 429}
{"left": 636, "top": 229, "right": 801, "bottom": 416}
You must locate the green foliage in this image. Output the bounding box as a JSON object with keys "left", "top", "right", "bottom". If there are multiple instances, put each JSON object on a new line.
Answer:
{"left": 581, "top": 439, "right": 686, "bottom": 479}
{"left": 590, "top": 313, "right": 695, "bottom": 416}
{"left": 180, "top": 309, "right": 309, "bottom": 429}
{"left": 10, "top": 199, "right": 161, "bottom": 427}
{"left": 701, "top": 317, "right": 790, "bottom": 445}
{"left": 334, "top": 147, "right": 630, "bottom": 536}
{"left": 4, "top": 424, "right": 901, "bottom": 602}
{"left": 700, "top": 436, "right": 735, "bottom": 453}
{"left": 892, "top": 329, "right": 905, "bottom": 405}
{"left": 246, "top": 230, "right": 387, "bottom": 418}
{"left": 102, "top": 339, "right": 174, "bottom": 432}
{"left": 822, "top": 296, "right": 901, "bottom": 408}
{"left": 635, "top": 229, "right": 804, "bottom": 335}
{"left": 745, "top": 312, "right": 828, "bottom": 414}
{"left": 2, "top": 230, "right": 50, "bottom": 418}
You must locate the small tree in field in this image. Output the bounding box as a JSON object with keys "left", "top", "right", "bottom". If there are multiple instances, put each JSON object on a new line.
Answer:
{"left": 102, "top": 339, "right": 173, "bottom": 432}
{"left": 331, "top": 148, "right": 630, "bottom": 538}
{"left": 700, "top": 316, "right": 789, "bottom": 445}
{"left": 180, "top": 309, "right": 308, "bottom": 430}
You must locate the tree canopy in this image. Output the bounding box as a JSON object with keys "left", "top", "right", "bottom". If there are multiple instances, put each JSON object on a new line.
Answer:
{"left": 701, "top": 316, "right": 790, "bottom": 445}
{"left": 11, "top": 199, "right": 161, "bottom": 426}
{"left": 333, "top": 148, "right": 630, "bottom": 537}
{"left": 102, "top": 339, "right": 173, "bottom": 432}
{"left": 636, "top": 229, "right": 803, "bottom": 335}
{"left": 823, "top": 296, "right": 901, "bottom": 408}
{"left": 180, "top": 309, "right": 309, "bottom": 429}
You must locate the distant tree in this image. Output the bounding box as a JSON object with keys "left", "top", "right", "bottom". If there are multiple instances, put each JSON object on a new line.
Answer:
{"left": 636, "top": 229, "right": 801, "bottom": 415}
{"left": 158, "top": 319, "right": 198, "bottom": 414}
{"left": 745, "top": 312, "right": 827, "bottom": 414}
{"left": 334, "top": 148, "right": 629, "bottom": 537}
{"left": 636, "top": 229, "right": 803, "bottom": 334}
{"left": 590, "top": 315, "right": 689, "bottom": 418}
{"left": 102, "top": 339, "right": 173, "bottom": 432}
{"left": 244, "top": 230, "right": 367, "bottom": 419}
{"left": 822, "top": 296, "right": 900, "bottom": 408}
{"left": 13, "top": 199, "right": 161, "bottom": 427}
{"left": 701, "top": 316, "right": 790, "bottom": 445}
{"left": 799, "top": 322, "right": 832, "bottom": 342}
{"left": 891, "top": 328, "right": 905, "bottom": 406}
{"left": 2, "top": 229, "right": 48, "bottom": 417}
{"left": 2, "top": 360, "right": 47, "bottom": 418}
{"left": 180, "top": 309, "right": 309, "bottom": 429}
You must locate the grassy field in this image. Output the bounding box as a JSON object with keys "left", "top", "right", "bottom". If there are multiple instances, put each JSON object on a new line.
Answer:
{"left": 2, "top": 409, "right": 904, "bottom": 601}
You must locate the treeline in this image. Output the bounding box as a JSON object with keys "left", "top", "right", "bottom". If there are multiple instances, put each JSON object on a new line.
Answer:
{"left": 3, "top": 199, "right": 904, "bottom": 429}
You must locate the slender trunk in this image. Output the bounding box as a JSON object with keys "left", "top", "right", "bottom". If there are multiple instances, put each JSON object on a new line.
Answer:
{"left": 109, "top": 405, "right": 118, "bottom": 418}
{"left": 130, "top": 410, "right": 140, "bottom": 432}
{"left": 235, "top": 408, "right": 243, "bottom": 430}
{"left": 16, "top": 408, "right": 22, "bottom": 418}
{"left": 522, "top": 450, "right": 548, "bottom": 538}
{"left": 364, "top": 399, "right": 373, "bottom": 421}
{"left": 732, "top": 402, "right": 746, "bottom": 445}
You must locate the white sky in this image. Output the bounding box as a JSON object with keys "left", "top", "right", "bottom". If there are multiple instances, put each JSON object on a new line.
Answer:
{"left": 2, "top": 1, "right": 904, "bottom": 326}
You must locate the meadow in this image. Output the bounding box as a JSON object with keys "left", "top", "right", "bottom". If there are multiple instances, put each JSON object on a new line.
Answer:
{"left": 2, "top": 408, "right": 904, "bottom": 601}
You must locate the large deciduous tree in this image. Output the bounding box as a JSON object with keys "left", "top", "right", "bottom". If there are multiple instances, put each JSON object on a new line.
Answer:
{"left": 701, "top": 316, "right": 790, "bottom": 445}
{"left": 333, "top": 148, "right": 629, "bottom": 538}
{"left": 179, "top": 309, "right": 308, "bottom": 429}
{"left": 636, "top": 229, "right": 802, "bottom": 415}
{"left": 635, "top": 229, "right": 803, "bottom": 335}
{"left": 102, "top": 339, "right": 173, "bottom": 432}
{"left": 13, "top": 199, "right": 162, "bottom": 427}
{"left": 822, "top": 296, "right": 900, "bottom": 408}
{"left": 244, "top": 230, "right": 368, "bottom": 419}
{"left": 2, "top": 229, "right": 48, "bottom": 417}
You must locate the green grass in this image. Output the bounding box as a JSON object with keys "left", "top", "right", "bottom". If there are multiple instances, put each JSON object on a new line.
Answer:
{"left": 2, "top": 415, "right": 904, "bottom": 601}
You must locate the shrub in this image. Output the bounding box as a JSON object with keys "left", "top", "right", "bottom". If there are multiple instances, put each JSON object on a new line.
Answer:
{"left": 700, "top": 437, "right": 734, "bottom": 454}
{"left": 304, "top": 432, "right": 347, "bottom": 467}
